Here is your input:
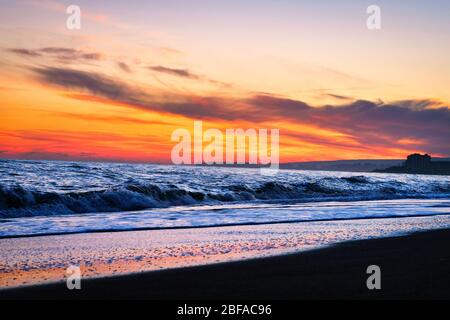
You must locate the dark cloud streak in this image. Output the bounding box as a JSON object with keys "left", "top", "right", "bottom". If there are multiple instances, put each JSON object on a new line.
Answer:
{"left": 149, "top": 65, "right": 199, "bottom": 79}
{"left": 117, "top": 62, "right": 131, "bottom": 73}
{"left": 6, "top": 47, "right": 102, "bottom": 61}
{"left": 7, "top": 48, "right": 42, "bottom": 57}
{"left": 30, "top": 66, "right": 450, "bottom": 155}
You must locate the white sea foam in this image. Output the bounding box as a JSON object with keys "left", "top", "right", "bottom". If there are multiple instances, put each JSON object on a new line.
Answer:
{"left": 0, "top": 159, "right": 449, "bottom": 237}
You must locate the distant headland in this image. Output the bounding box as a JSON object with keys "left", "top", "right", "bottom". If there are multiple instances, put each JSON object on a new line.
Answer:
{"left": 281, "top": 154, "right": 450, "bottom": 174}
{"left": 374, "top": 153, "right": 450, "bottom": 175}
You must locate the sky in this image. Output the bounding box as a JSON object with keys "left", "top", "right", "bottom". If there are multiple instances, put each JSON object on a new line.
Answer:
{"left": 0, "top": 0, "right": 449, "bottom": 163}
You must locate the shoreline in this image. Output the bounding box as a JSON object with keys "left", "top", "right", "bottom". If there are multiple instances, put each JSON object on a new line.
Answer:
{"left": 2, "top": 228, "right": 450, "bottom": 299}
{"left": 2, "top": 198, "right": 449, "bottom": 239}
{"left": 2, "top": 210, "right": 450, "bottom": 240}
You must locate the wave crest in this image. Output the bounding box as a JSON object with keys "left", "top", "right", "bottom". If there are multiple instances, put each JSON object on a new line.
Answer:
{"left": 1, "top": 173, "right": 450, "bottom": 218}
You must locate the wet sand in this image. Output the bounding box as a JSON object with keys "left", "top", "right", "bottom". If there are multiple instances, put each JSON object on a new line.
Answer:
{"left": 2, "top": 228, "right": 450, "bottom": 299}
{"left": 1, "top": 215, "right": 450, "bottom": 288}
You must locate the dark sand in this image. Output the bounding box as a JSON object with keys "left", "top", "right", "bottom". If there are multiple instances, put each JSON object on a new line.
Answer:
{"left": 2, "top": 229, "right": 450, "bottom": 300}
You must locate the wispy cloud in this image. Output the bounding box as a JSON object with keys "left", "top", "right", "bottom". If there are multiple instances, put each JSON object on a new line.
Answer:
{"left": 149, "top": 65, "right": 199, "bottom": 79}
{"left": 117, "top": 62, "right": 131, "bottom": 73}
{"left": 6, "top": 47, "right": 103, "bottom": 62}
{"left": 321, "top": 93, "right": 353, "bottom": 101}
{"left": 6, "top": 48, "right": 42, "bottom": 57}
{"left": 392, "top": 99, "right": 447, "bottom": 111}
{"left": 148, "top": 65, "right": 233, "bottom": 88}
{"left": 39, "top": 47, "right": 103, "bottom": 61}
{"left": 29, "top": 66, "right": 450, "bottom": 156}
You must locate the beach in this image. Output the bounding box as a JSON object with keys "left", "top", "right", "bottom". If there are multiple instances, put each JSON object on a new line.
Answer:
{"left": 1, "top": 214, "right": 450, "bottom": 298}
{"left": 2, "top": 228, "right": 449, "bottom": 299}
{"left": 1, "top": 161, "right": 450, "bottom": 299}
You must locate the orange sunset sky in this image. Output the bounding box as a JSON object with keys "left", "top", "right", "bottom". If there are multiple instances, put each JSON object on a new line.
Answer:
{"left": 0, "top": 0, "right": 449, "bottom": 163}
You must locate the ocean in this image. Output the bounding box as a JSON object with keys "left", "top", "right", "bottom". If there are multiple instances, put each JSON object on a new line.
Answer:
{"left": 1, "top": 159, "right": 450, "bottom": 238}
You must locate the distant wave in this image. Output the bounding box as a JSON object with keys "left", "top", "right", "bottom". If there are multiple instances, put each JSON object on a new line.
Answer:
{"left": 1, "top": 175, "right": 450, "bottom": 218}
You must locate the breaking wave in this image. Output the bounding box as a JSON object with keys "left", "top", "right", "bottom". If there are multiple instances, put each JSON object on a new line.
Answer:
{"left": 1, "top": 171, "right": 450, "bottom": 217}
